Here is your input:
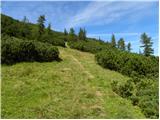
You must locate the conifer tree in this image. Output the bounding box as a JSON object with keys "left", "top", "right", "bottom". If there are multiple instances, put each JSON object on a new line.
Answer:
{"left": 78, "top": 28, "right": 83, "bottom": 40}
{"left": 68, "top": 28, "right": 77, "bottom": 41}
{"left": 37, "top": 15, "right": 46, "bottom": 40}
{"left": 64, "top": 28, "right": 68, "bottom": 36}
{"left": 64, "top": 28, "right": 68, "bottom": 42}
{"left": 111, "top": 34, "right": 116, "bottom": 48}
{"left": 22, "top": 16, "right": 29, "bottom": 23}
{"left": 118, "top": 38, "right": 125, "bottom": 51}
{"left": 78, "top": 28, "right": 86, "bottom": 40}
{"left": 140, "top": 33, "right": 154, "bottom": 56}
{"left": 83, "top": 28, "right": 86, "bottom": 40}
{"left": 127, "top": 42, "right": 131, "bottom": 52}
{"left": 98, "top": 36, "right": 101, "bottom": 41}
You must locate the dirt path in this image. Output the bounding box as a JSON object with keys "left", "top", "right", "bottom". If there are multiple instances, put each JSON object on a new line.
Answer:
{"left": 69, "top": 55, "right": 94, "bottom": 79}
{"left": 63, "top": 43, "right": 94, "bottom": 79}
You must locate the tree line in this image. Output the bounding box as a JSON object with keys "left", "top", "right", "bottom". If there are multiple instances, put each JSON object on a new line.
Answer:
{"left": 110, "top": 33, "right": 154, "bottom": 56}
{"left": 65, "top": 27, "right": 154, "bottom": 56}
{"left": 2, "top": 13, "right": 154, "bottom": 57}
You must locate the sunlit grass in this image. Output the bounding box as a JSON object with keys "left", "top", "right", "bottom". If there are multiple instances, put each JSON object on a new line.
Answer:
{"left": 1, "top": 47, "right": 145, "bottom": 118}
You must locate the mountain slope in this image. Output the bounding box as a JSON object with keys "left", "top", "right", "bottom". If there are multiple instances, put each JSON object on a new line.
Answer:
{"left": 2, "top": 47, "right": 145, "bottom": 118}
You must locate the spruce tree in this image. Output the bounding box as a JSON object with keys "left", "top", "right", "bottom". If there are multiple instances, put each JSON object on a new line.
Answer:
{"left": 78, "top": 28, "right": 86, "bottom": 40}
{"left": 64, "top": 28, "right": 68, "bottom": 35}
{"left": 111, "top": 34, "right": 116, "bottom": 48}
{"left": 78, "top": 28, "right": 83, "bottom": 40}
{"left": 68, "top": 28, "right": 77, "bottom": 41}
{"left": 64, "top": 28, "right": 68, "bottom": 42}
{"left": 83, "top": 28, "right": 86, "bottom": 40}
{"left": 118, "top": 38, "right": 125, "bottom": 51}
{"left": 37, "top": 15, "right": 46, "bottom": 40}
{"left": 127, "top": 42, "right": 131, "bottom": 52}
{"left": 22, "top": 16, "right": 29, "bottom": 23}
{"left": 140, "top": 33, "right": 154, "bottom": 56}
{"left": 98, "top": 36, "right": 101, "bottom": 41}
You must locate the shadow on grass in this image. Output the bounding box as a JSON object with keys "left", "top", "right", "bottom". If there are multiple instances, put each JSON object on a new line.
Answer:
{"left": 1, "top": 57, "right": 63, "bottom": 66}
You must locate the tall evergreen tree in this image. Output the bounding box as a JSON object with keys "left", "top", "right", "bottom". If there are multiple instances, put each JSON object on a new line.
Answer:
{"left": 78, "top": 28, "right": 83, "bottom": 40}
{"left": 118, "top": 38, "right": 125, "bottom": 51}
{"left": 37, "top": 15, "right": 46, "bottom": 40}
{"left": 68, "top": 28, "right": 77, "bottom": 41}
{"left": 127, "top": 42, "right": 131, "bottom": 52}
{"left": 64, "top": 28, "right": 68, "bottom": 42}
{"left": 22, "top": 16, "right": 29, "bottom": 23}
{"left": 111, "top": 34, "right": 116, "bottom": 48}
{"left": 98, "top": 36, "right": 101, "bottom": 41}
{"left": 140, "top": 33, "right": 154, "bottom": 56}
{"left": 64, "top": 28, "right": 68, "bottom": 35}
{"left": 78, "top": 28, "right": 86, "bottom": 40}
{"left": 83, "top": 28, "right": 86, "bottom": 40}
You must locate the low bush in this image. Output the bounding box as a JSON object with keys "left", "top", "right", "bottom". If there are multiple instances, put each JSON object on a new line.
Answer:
{"left": 1, "top": 35, "right": 59, "bottom": 64}
{"left": 111, "top": 78, "right": 158, "bottom": 118}
{"left": 95, "top": 49, "right": 158, "bottom": 78}
{"left": 34, "top": 42, "right": 59, "bottom": 62}
{"left": 68, "top": 40, "right": 112, "bottom": 53}
{"left": 46, "top": 38, "right": 65, "bottom": 47}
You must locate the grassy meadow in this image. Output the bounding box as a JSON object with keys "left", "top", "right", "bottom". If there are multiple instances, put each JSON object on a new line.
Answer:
{"left": 1, "top": 47, "right": 145, "bottom": 118}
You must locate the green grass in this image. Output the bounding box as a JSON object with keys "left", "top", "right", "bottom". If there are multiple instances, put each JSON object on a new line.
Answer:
{"left": 1, "top": 47, "right": 145, "bottom": 118}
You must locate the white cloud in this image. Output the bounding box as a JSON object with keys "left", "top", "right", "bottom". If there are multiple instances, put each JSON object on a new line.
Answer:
{"left": 87, "top": 32, "right": 140, "bottom": 37}
{"left": 65, "top": 1, "right": 155, "bottom": 28}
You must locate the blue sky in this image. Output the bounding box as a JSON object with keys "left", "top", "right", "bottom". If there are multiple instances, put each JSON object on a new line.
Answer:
{"left": 1, "top": 0, "right": 159, "bottom": 55}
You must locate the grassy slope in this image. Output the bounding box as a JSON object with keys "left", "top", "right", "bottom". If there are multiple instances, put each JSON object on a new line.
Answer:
{"left": 2, "top": 47, "right": 145, "bottom": 119}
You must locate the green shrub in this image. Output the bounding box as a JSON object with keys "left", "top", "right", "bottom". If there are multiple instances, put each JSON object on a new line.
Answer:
{"left": 1, "top": 14, "right": 65, "bottom": 47}
{"left": 19, "top": 41, "right": 37, "bottom": 61}
{"left": 111, "top": 78, "right": 159, "bottom": 118}
{"left": 68, "top": 40, "right": 112, "bottom": 53}
{"left": 2, "top": 36, "right": 22, "bottom": 64}
{"left": 95, "top": 49, "right": 158, "bottom": 78}
{"left": 1, "top": 35, "right": 59, "bottom": 64}
{"left": 35, "top": 42, "right": 59, "bottom": 62}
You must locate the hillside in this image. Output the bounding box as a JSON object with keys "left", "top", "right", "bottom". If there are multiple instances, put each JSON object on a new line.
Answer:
{"left": 1, "top": 13, "right": 158, "bottom": 119}
{"left": 1, "top": 46, "right": 145, "bottom": 119}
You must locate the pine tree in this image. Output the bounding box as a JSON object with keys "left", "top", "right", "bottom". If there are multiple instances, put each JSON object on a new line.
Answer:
{"left": 127, "top": 42, "right": 131, "bottom": 52}
{"left": 111, "top": 34, "right": 116, "bottom": 48}
{"left": 83, "top": 28, "right": 86, "bottom": 40}
{"left": 140, "top": 33, "right": 154, "bottom": 56}
{"left": 64, "top": 28, "right": 68, "bottom": 35}
{"left": 37, "top": 15, "right": 46, "bottom": 40}
{"left": 78, "top": 28, "right": 86, "bottom": 40}
{"left": 22, "top": 16, "right": 29, "bottom": 23}
{"left": 78, "top": 28, "right": 83, "bottom": 40}
{"left": 98, "top": 36, "right": 101, "bottom": 41}
{"left": 64, "top": 28, "right": 68, "bottom": 42}
{"left": 118, "top": 38, "right": 125, "bottom": 51}
{"left": 68, "top": 28, "right": 77, "bottom": 41}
